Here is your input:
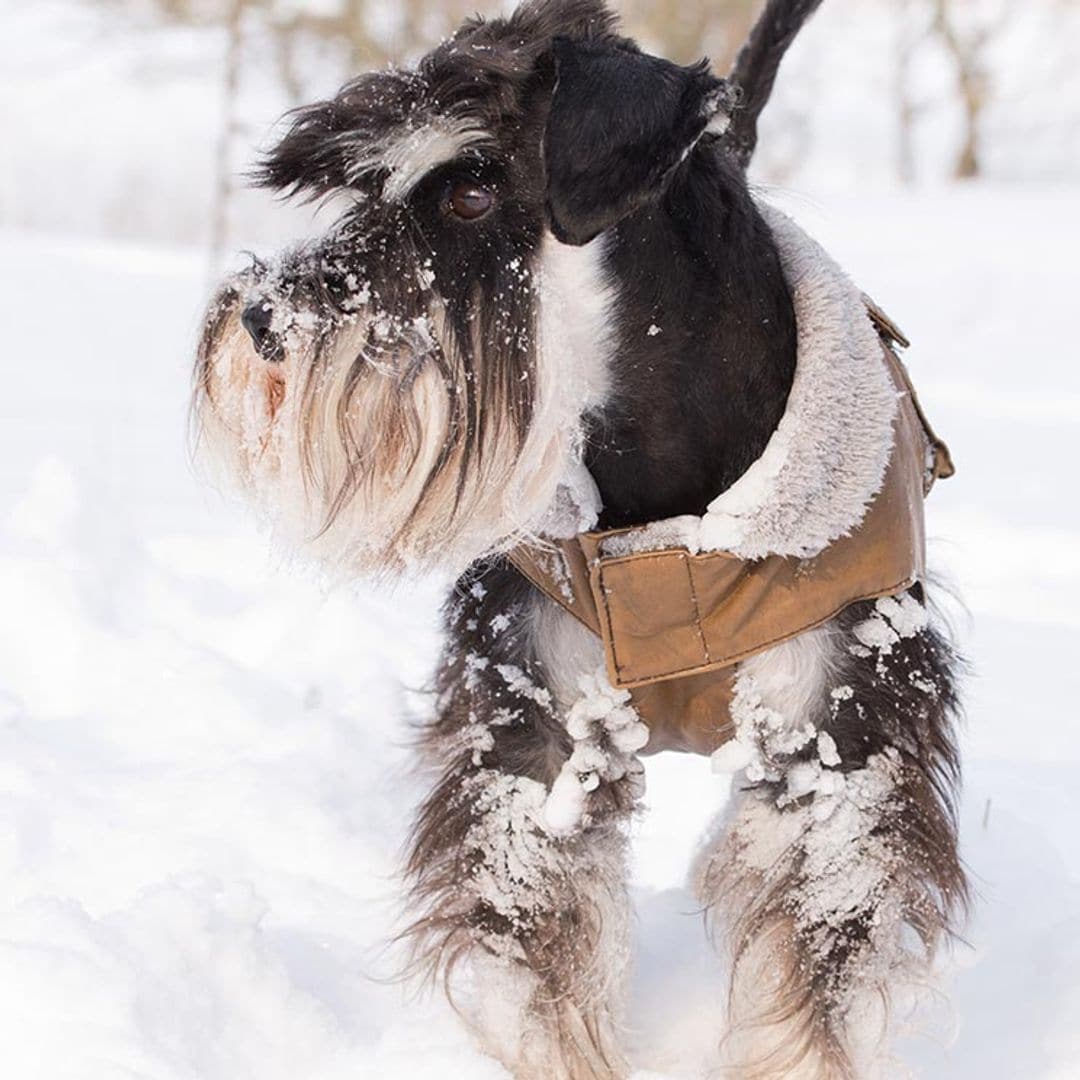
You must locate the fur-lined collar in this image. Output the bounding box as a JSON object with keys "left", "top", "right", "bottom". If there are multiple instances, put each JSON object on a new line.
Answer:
{"left": 557, "top": 205, "right": 900, "bottom": 560}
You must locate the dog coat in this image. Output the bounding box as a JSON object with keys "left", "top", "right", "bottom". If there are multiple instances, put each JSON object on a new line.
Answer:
{"left": 508, "top": 209, "right": 953, "bottom": 756}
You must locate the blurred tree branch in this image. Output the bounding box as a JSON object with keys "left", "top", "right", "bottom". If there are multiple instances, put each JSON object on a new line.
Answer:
{"left": 930, "top": 0, "right": 1012, "bottom": 179}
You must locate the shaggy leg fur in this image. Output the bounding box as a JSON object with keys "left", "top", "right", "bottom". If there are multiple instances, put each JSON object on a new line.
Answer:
{"left": 695, "top": 587, "right": 967, "bottom": 1078}
{"left": 405, "top": 563, "right": 642, "bottom": 1079}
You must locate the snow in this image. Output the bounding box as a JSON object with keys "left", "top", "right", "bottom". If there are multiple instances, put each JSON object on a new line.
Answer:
{"left": 2, "top": 183, "right": 1080, "bottom": 1077}
{"left": 543, "top": 667, "right": 648, "bottom": 835}
{"left": 817, "top": 730, "right": 841, "bottom": 769}
{"left": 462, "top": 770, "right": 552, "bottom": 930}
{"left": 853, "top": 594, "right": 931, "bottom": 654}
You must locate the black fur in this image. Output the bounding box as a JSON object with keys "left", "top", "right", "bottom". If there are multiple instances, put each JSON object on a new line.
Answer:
{"left": 726, "top": 0, "right": 827, "bottom": 167}
{"left": 543, "top": 39, "right": 736, "bottom": 245}
{"left": 537, "top": 29, "right": 797, "bottom": 527}
{"left": 587, "top": 149, "right": 796, "bottom": 527}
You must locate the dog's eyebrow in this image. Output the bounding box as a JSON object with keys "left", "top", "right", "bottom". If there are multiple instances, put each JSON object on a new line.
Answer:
{"left": 346, "top": 115, "right": 494, "bottom": 202}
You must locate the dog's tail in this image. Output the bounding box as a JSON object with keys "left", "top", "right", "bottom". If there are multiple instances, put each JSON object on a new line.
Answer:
{"left": 725, "top": 0, "right": 825, "bottom": 168}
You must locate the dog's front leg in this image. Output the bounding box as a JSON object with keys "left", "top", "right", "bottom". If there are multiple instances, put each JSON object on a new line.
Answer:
{"left": 693, "top": 591, "right": 966, "bottom": 1079}
{"left": 405, "top": 564, "right": 642, "bottom": 1080}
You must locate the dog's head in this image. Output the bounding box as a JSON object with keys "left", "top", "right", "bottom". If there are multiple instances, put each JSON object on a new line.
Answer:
{"left": 193, "top": 0, "right": 737, "bottom": 576}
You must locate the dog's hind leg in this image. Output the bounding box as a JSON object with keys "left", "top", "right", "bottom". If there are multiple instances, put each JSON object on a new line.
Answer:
{"left": 693, "top": 588, "right": 967, "bottom": 1078}
{"left": 404, "top": 564, "right": 642, "bottom": 1080}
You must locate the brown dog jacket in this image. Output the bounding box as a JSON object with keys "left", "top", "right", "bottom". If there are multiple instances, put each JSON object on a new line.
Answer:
{"left": 508, "top": 209, "right": 952, "bottom": 757}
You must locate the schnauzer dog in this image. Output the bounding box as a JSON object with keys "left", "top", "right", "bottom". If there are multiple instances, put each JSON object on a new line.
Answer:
{"left": 192, "top": 0, "right": 966, "bottom": 1076}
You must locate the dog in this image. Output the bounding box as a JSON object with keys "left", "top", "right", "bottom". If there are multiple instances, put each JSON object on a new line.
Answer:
{"left": 192, "top": 1, "right": 967, "bottom": 1076}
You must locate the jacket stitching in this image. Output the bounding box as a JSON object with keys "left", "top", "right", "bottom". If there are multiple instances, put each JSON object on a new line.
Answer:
{"left": 681, "top": 554, "right": 712, "bottom": 665}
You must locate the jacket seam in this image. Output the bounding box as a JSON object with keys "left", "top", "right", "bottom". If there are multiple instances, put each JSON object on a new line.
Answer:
{"left": 681, "top": 554, "right": 712, "bottom": 665}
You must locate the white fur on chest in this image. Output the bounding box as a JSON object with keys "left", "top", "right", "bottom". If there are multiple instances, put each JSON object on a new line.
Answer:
{"left": 523, "top": 232, "right": 615, "bottom": 538}
{"left": 534, "top": 232, "right": 614, "bottom": 414}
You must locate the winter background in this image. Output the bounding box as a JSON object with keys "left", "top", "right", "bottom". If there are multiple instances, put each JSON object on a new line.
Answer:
{"left": 2, "top": 0, "right": 1079, "bottom": 1077}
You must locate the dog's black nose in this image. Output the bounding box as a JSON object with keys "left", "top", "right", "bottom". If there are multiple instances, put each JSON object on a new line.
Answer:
{"left": 241, "top": 301, "right": 278, "bottom": 358}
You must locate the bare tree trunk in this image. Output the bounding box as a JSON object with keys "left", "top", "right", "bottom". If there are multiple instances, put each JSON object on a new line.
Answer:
{"left": 932, "top": 0, "right": 999, "bottom": 181}
{"left": 210, "top": 0, "right": 244, "bottom": 264}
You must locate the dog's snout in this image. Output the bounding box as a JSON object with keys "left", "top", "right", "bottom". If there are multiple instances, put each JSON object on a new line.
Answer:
{"left": 241, "top": 301, "right": 281, "bottom": 360}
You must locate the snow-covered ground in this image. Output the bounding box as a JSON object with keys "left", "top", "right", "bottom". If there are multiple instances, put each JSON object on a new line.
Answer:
{"left": 1, "top": 184, "right": 1078, "bottom": 1078}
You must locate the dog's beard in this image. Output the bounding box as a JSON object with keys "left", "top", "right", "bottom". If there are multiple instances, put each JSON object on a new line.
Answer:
{"left": 192, "top": 239, "right": 610, "bottom": 577}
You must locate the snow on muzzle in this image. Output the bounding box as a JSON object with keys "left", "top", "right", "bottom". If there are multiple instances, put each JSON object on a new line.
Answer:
{"left": 190, "top": 275, "right": 556, "bottom": 578}
{"left": 194, "top": 274, "right": 438, "bottom": 559}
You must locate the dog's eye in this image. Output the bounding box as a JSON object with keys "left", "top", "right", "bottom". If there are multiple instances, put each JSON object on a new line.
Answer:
{"left": 446, "top": 181, "right": 494, "bottom": 221}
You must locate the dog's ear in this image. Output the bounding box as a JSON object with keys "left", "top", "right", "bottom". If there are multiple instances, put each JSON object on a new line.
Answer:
{"left": 543, "top": 38, "right": 737, "bottom": 246}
